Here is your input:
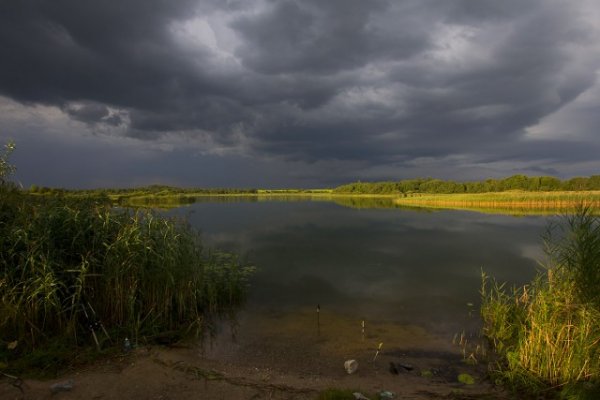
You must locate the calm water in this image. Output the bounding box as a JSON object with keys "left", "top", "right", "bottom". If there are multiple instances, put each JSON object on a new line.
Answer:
{"left": 168, "top": 198, "right": 549, "bottom": 336}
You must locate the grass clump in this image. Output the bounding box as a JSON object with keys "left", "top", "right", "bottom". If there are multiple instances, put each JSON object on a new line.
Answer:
{"left": 481, "top": 206, "right": 600, "bottom": 398}
{"left": 0, "top": 188, "right": 253, "bottom": 373}
{"left": 457, "top": 373, "right": 476, "bottom": 385}
{"left": 318, "top": 388, "right": 365, "bottom": 400}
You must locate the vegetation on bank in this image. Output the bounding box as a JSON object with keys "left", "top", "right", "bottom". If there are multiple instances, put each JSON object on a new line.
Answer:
{"left": 28, "top": 185, "right": 335, "bottom": 209}
{"left": 27, "top": 175, "right": 600, "bottom": 199}
{"left": 334, "top": 175, "right": 600, "bottom": 195}
{"left": 394, "top": 191, "right": 600, "bottom": 212}
{"left": 0, "top": 144, "right": 253, "bottom": 374}
{"left": 29, "top": 184, "right": 260, "bottom": 196}
{"left": 481, "top": 207, "right": 600, "bottom": 398}
{"left": 29, "top": 185, "right": 260, "bottom": 207}
{"left": 23, "top": 172, "right": 600, "bottom": 214}
{"left": 28, "top": 185, "right": 332, "bottom": 199}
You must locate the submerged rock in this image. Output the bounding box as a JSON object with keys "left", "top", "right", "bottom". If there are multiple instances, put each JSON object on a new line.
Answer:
{"left": 344, "top": 359, "right": 358, "bottom": 374}
{"left": 389, "top": 361, "right": 414, "bottom": 374}
{"left": 397, "top": 362, "right": 414, "bottom": 371}
{"left": 378, "top": 390, "right": 395, "bottom": 399}
{"left": 50, "top": 379, "right": 74, "bottom": 394}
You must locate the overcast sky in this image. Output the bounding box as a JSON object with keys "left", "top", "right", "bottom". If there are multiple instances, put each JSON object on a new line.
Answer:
{"left": 1, "top": 0, "right": 599, "bottom": 189}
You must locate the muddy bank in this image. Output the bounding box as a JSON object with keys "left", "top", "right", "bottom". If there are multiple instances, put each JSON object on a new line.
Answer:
{"left": 1, "top": 311, "right": 508, "bottom": 399}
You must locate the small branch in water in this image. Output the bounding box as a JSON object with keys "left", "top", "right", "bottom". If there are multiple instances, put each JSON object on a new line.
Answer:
{"left": 361, "top": 320, "right": 365, "bottom": 341}
{"left": 316, "top": 304, "right": 320, "bottom": 336}
{"left": 373, "top": 342, "right": 383, "bottom": 362}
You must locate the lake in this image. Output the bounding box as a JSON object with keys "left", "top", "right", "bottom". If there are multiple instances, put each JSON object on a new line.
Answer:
{"left": 168, "top": 198, "right": 548, "bottom": 342}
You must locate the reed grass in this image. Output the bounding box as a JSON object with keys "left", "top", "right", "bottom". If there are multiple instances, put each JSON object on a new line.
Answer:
{"left": 395, "top": 191, "right": 600, "bottom": 212}
{"left": 0, "top": 189, "right": 253, "bottom": 369}
{"left": 481, "top": 207, "right": 600, "bottom": 397}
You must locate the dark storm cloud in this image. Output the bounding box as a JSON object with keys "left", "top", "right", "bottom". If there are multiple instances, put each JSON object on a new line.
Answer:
{"left": 0, "top": 0, "right": 228, "bottom": 108}
{"left": 1, "top": 0, "right": 599, "bottom": 186}
{"left": 231, "top": 0, "right": 426, "bottom": 74}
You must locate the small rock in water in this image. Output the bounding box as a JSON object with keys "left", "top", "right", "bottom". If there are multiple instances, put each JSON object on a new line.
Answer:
{"left": 378, "top": 390, "right": 395, "bottom": 399}
{"left": 50, "top": 379, "right": 74, "bottom": 393}
{"left": 344, "top": 359, "right": 358, "bottom": 374}
{"left": 353, "top": 392, "right": 371, "bottom": 400}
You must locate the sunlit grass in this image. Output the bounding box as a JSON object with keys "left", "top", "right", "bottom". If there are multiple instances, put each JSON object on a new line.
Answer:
{"left": 395, "top": 191, "right": 600, "bottom": 212}
{"left": 481, "top": 207, "right": 600, "bottom": 397}
{"left": 397, "top": 190, "right": 600, "bottom": 203}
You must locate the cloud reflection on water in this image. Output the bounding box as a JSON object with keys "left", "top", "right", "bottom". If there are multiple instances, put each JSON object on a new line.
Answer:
{"left": 168, "top": 199, "right": 546, "bottom": 333}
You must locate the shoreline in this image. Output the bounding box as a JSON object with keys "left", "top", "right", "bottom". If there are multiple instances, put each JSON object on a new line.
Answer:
{"left": 1, "top": 308, "right": 506, "bottom": 400}
{"left": 0, "top": 345, "right": 504, "bottom": 400}
{"left": 105, "top": 191, "right": 600, "bottom": 214}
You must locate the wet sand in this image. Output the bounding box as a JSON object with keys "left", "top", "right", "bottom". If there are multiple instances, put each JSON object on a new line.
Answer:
{"left": 0, "top": 310, "right": 508, "bottom": 399}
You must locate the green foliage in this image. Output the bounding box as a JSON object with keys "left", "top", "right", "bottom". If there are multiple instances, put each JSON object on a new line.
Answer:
{"left": 457, "top": 373, "right": 475, "bottom": 385}
{"left": 0, "top": 193, "right": 253, "bottom": 372}
{"left": 0, "top": 140, "right": 16, "bottom": 183}
{"left": 481, "top": 209, "right": 600, "bottom": 397}
{"left": 29, "top": 185, "right": 264, "bottom": 208}
{"left": 76, "top": 185, "right": 259, "bottom": 199}
{"left": 544, "top": 206, "right": 600, "bottom": 307}
{"left": 334, "top": 175, "right": 600, "bottom": 195}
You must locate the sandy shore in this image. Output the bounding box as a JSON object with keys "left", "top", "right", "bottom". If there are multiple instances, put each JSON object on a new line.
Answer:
{"left": 1, "top": 310, "right": 508, "bottom": 399}
{"left": 0, "top": 346, "right": 508, "bottom": 400}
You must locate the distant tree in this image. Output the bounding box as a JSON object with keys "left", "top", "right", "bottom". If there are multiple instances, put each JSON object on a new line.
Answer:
{"left": 502, "top": 174, "right": 529, "bottom": 190}
{"left": 588, "top": 175, "right": 600, "bottom": 190}
{"left": 528, "top": 177, "right": 541, "bottom": 191}
{"left": 564, "top": 177, "right": 588, "bottom": 191}
{"left": 540, "top": 176, "right": 561, "bottom": 191}
{"left": 333, "top": 174, "right": 597, "bottom": 195}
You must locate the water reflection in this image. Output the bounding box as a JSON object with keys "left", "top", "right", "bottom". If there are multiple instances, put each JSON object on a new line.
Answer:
{"left": 154, "top": 194, "right": 581, "bottom": 215}
{"left": 168, "top": 199, "right": 547, "bottom": 336}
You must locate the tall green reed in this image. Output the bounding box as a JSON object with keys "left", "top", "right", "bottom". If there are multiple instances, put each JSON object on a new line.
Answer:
{"left": 0, "top": 191, "right": 253, "bottom": 357}
{"left": 481, "top": 207, "right": 600, "bottom": 397}
{"left": 544, "top": 206, "right": 600, "bottom": 308}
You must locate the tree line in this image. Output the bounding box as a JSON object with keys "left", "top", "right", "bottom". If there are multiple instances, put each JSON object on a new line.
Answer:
{"left": 333, "top": 175, "right": 600, "bottom": 195}
{"left": 29, "top": 184, "right": 259, "bottom": 196}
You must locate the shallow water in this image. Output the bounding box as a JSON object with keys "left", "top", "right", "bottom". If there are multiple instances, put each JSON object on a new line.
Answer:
{"left": 168, "top": 198, "right": 548, "bottom": 339}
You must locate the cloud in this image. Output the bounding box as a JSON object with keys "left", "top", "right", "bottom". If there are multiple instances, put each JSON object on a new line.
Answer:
{"left": 231, "top": 0, "right": 426, "bottom": 74}
{"left": 526, "top": 71, "right": 600, "bottom": 141}
{"left": 0, "top": 0, "right": 599, "bottom": 187}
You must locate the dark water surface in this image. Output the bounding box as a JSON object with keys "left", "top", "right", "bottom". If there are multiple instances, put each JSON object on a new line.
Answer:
{"left": 168, "top": 198, "right": 548, "bottom": 337}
